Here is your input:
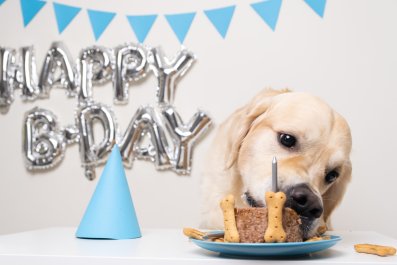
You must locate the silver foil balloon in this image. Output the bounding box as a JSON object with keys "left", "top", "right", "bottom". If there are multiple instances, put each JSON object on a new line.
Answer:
{"left": 163, "top": 106, "right": 212, "bottom": 175}
{"left": 39, "top": 42, "right": 77, "bottom": 98}
{"left": 23, "top": 107, "right": 66, "bottom": 170}
{"left": 113, "top": 44, "right": 148, "bottom": 104}
{"left": 76, "top": 103, "right": 116, "bottom": 180}
{"left": 0, "top": 47, "right": 16, "bottom": 113}
{"left": 17, "top": 46, "right": 40, "bottom": 100}
{"left": 149, "top": 48, "right": 195, "bottom": 105}
{"left": 78, "top": 46, "right": 114, "bottom": 102}
{"left": 119, "top": 105, "right": 172, "bottom": 170}
{"left": 77, "top": 57, "right": 93, "bottom": 103}
{"left": 14, "top": 42, "right": 212, "bottom": 179}
{"left": 62, "top": 124, "right": 80, "bottom": 144}
{"left": 81, "top": 46, "right": 113, "bottom": 85}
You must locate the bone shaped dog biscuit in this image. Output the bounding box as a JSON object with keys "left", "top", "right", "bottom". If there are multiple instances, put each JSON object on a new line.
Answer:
{"left": 264, "top": 191, "right": 287, "bottom": 243}
{"left": 220, "top": 194, "right": 240, "bottom": 243}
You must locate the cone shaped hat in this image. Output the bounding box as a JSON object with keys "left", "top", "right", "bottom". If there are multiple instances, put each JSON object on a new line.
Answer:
{"left": 76, "top": 145, "right": 141, "bottom": 239}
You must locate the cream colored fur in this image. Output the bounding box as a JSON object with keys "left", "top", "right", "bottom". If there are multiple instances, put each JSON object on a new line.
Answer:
{"left": 200, "top": 89, "right": 352, "bottom": 238}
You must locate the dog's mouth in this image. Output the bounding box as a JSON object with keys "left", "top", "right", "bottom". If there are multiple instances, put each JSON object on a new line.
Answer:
{"left": 299, "top": 216, "right": 318, "bottom": 239}
{"left": 243, "top": 191, "right": 265, "bottom": 207}
{"left": 242, "top": 191, "right": 318, "bottom": 239}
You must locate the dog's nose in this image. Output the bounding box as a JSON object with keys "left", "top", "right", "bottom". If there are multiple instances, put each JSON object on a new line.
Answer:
{"left": 285, "top": 184, "right": 323, "bottom": 219}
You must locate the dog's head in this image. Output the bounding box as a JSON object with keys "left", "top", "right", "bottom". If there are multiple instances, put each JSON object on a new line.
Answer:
{"left": 224, "top": 89, "right": 352, "bottom": 238}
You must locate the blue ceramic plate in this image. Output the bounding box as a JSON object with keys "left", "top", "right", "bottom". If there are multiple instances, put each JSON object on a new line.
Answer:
{"left": 191, "top": 234, "right": 341, "bottom": 257}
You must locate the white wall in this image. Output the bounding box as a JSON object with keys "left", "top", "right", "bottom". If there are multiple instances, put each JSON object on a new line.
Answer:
{"left": 0, "top": 0, "right": 397, "bottom": 238}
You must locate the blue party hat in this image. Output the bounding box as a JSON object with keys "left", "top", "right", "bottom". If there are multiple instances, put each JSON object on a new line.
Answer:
{"left": 76, "top": 145, "right": 141, "bottom": 239}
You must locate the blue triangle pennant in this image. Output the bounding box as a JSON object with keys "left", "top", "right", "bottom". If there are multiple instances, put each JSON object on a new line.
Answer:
{"left": 87, "top": 9, "right": 116, "bottom": 40}
{"left": 127, "top": 15, "right": 157, "bottom": 43}
{"left": 53, "top": 3, "right": 81, "bottom": 34}
{"left": 204, "top": 5, "right": 235, "bottom": 38}
{"left": 165, "top": 12, "right": 196, "bottom": 44}
{"left": 251, "top": 0, "right": 282, "bottom": 31}
{"left": 304, "top": 0, "right": 326, "bottom": 18}
{"left": 20, "top": 0, "right": 46, "bottom": 27}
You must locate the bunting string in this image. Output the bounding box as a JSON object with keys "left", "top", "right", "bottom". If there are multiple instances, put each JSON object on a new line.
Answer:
{"left": 2, "top": 0, "right": 327, "bottom": 43}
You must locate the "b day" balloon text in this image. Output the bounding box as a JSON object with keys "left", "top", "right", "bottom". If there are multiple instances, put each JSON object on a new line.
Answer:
{"left": 0, "top": 42, "right": 212, "bottom": 180}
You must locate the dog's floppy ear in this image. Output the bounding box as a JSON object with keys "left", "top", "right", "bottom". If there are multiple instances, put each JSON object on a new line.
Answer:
{"left": 322, "top": 161, "right": 352, "bottom": 226}
{"left": 223, "top": 89, "right": 290, "bottom": 169}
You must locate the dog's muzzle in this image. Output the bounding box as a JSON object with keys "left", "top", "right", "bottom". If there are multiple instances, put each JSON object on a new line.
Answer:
{"left": 284, "top": 183, "right": 323, "bottom": 220}
{"left": 284, "top": 183, "right": 323, "bottom": 238}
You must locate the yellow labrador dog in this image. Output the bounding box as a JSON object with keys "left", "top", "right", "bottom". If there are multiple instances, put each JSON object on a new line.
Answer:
{"left": 201, "top": 89, "right": 352, "bottom": 239}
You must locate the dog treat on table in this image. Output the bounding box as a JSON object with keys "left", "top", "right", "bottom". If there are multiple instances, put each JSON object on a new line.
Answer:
{"left": 183, "top": 227, "right": 205, "bottom": 240}
{"left": 354, "top": 244, "right": 396, "bottom": 257}
{"left": 183, "top": 228, "right": 225, "bottom": 241}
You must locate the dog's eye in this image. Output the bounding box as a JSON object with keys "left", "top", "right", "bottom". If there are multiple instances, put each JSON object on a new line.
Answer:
{"left": 325, "top": 170, "right": 339, "bottom": 184}
{"left": 279, "top": 133, "right": 297, "bottom": 148}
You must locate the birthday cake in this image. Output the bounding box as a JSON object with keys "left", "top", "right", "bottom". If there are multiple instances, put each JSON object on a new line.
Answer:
{"left": 183, "top": 192, "right": 303, "bottom": 243}
{"left": 183, "top": 159, "right": 325, "bottom": 244}
{"left": 220, "top": 192, "right": 303, "bottom": 243}
{"left": 234, "top": 207, "right": 302, "bottom": 243}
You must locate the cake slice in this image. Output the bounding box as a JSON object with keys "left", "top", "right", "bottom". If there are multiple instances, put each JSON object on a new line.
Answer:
{"left": 220, "top": 193, "right": 303, "bottom": 243}
{"left": 235, "top": 207, "right": 302, "bottom": 243}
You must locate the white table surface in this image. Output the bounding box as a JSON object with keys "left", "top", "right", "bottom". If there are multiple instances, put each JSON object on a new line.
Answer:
{"left": 0, "top": 227, "right": 396, "bottom": 265}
